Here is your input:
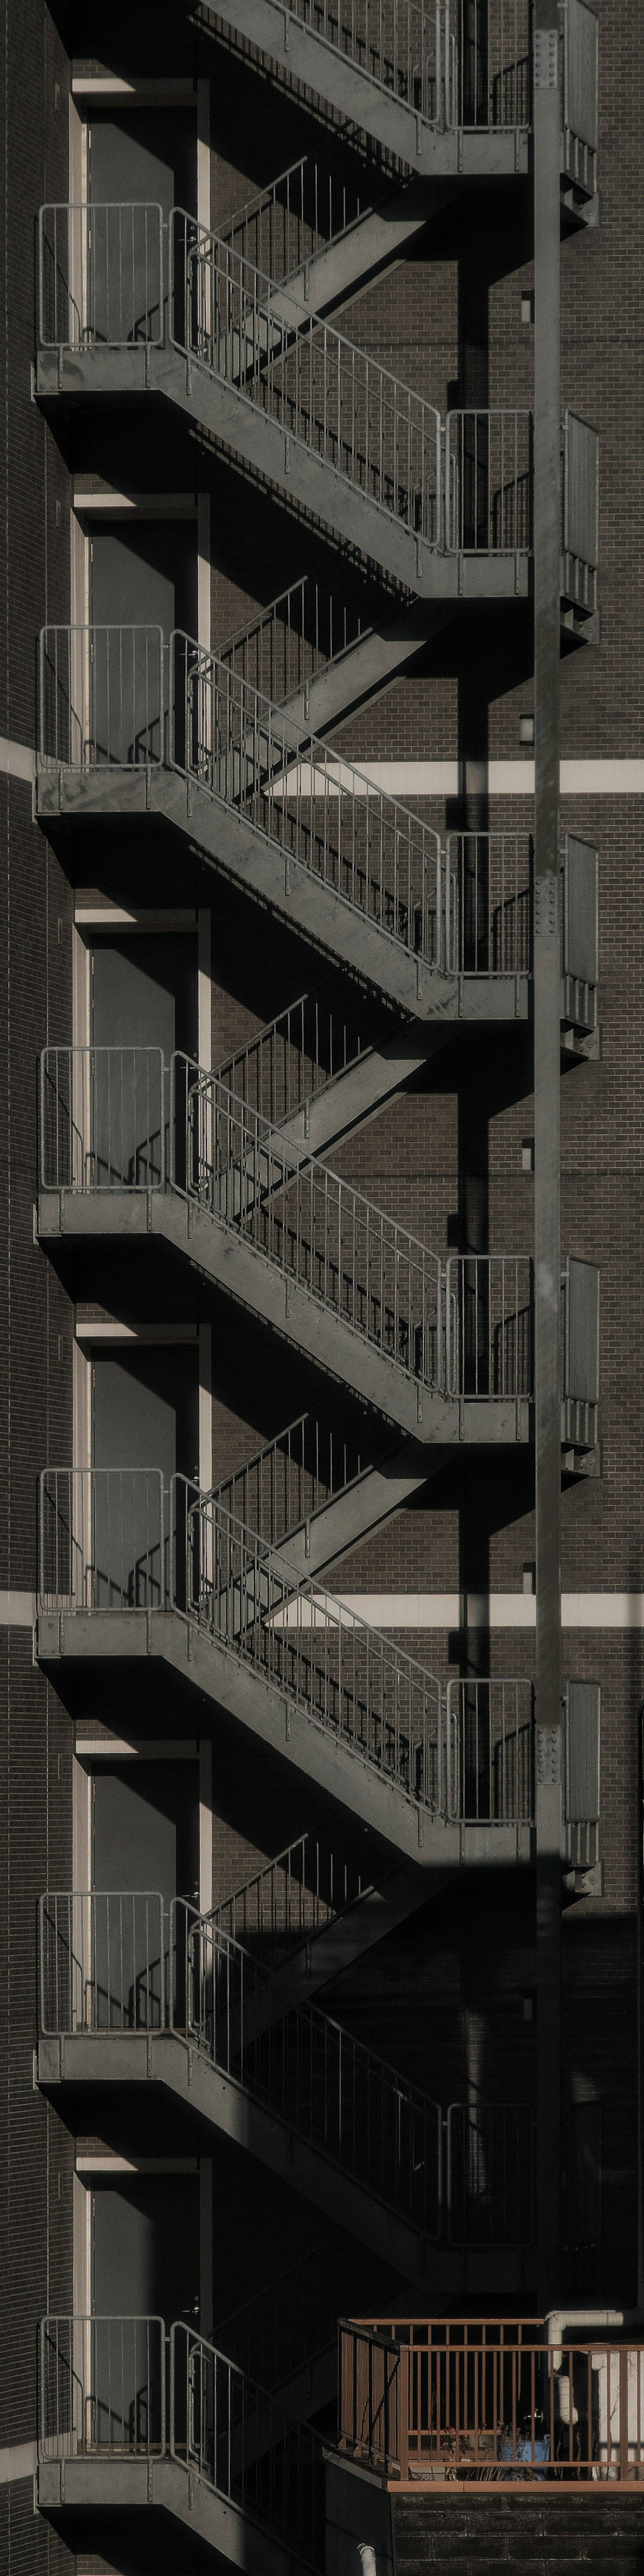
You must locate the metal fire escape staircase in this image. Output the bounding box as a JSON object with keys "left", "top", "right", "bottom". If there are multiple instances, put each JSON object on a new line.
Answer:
{"left": 202, "top": 0, "right": 598, "bottom": 208}
{"left": 36, "top": 199, "right": 599, "bottom": 618}
{"left": 36, "top": 626, "right": 599, "bottom": 1039}
{"left": 37, "top": 1882, "right": 537, "bottom": 2283}
{"left": 38, "top": 2311, "right": 328, "bottom": 2575}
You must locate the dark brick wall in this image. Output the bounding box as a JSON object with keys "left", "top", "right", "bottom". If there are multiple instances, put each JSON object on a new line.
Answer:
{"left": 0, "top": 6, "right": 75, "bottom": 2569}
{"left": 392, "top": 2491, "right": 644, "bottom": 2576}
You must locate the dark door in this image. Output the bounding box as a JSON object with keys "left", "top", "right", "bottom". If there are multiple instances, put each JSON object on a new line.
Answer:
{"left": 89, "top": 522, "right": 197, "bottom": 767}
{"left": 91, "top": 1343, "right": 199, "bottom": 1608}
{"left": 92, "top": 1760, "right": 199, "bottom": 2030}
{"left": 92, "top": 2174, "right": 200, "bottom": 2450}
{"left": 89, "top": 930, "right": 197, "bottom": 1187}
{"left": 87, "top": 108, "right": 196, "bottom": 345}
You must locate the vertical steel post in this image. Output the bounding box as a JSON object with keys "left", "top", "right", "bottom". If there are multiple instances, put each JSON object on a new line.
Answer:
{"left": 533, "top": 1, "right": 562, "bottom": 2312}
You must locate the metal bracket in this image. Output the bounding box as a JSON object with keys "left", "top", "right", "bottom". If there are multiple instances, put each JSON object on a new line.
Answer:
{"left": 186, "top": 356, "right": 192, "bottom": 398}
{"left": 284, "top": 435, "right": 291, "bottom": 475}
{"left": 146, "top": 1609, "right": 153, "bottom": 1655}
{"left": 537, "top": 1725, "right": 561, "bottom": 1786}
{"left": 146, "top": 1189, "right": 152, "bottom": 1235}
{"left": 535, "top": 876, "right": 559, "bottom": 937}
{"left": 534, "top": 29, "right": 558, "bottom": 85}
{"left": 285, "top": 1701, "right": 291, "bottom": 1742}
{"left": 147, "top": 2032, "right": 153, "bottom": 2078}
{"left": 145, "top": 343, "right": 151, "bottom": 391}
{"left": 147, "top": 2460, "right": 153, "bottom": 2502}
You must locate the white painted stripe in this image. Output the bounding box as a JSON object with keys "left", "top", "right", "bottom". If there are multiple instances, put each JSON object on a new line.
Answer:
{"left": 278, "top": 1593, "right": 644, "bottom": 1630}
{"left": 74, "top": 491, "right": 198, "bottom": 519}
{"left": 0, "top": 736, "right": 35, "bottom": 786}
{"left": 0, "top": 2441, "right": 36, "bottom": 2483}
{"left": 0, "top": 1592, "right": 35, "bottom": 1626}
{"left": 281, "top": 758, "right": 644, "bottom": 800}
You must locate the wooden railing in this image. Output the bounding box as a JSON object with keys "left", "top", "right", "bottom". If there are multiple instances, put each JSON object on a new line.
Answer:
{"left": 339, "top": 2319, "right": 644, "bottom": 2484}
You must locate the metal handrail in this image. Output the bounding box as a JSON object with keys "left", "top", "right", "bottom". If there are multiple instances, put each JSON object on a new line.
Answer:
{"left": 218, "top": 145, "right": 374, "bottom": 285}
{"left": 170, "top": 2321, "right": 325, "bottom": 2563}
{"left": 37, "top": 1466, "right": 167, "bottom": 1613}
{"left": 171, "top": 635, "right": 447, "bottom": 962}
{"left": 39, "top": 1044, "right": 166, "bottom": 1192}
{"left": 176, "top": 1060, "right": 448, "bottom": 1391}
{"left": 176, "top": 1913, "right": 444, "bottom": 2237}
{"left": 176, "top": 1482, "right": 445, "bottom": 1814}
{"left": 213, "top": 980, "right": 387, "bottom": 1131}
{"left": 253, "top": 0, "right": 451, "bottom": 130}
{"left": 38, "top": 622, "right": 165, "bottom": 770}
{"left": 171, "top": 213, "right": 444, "bottom": 542}
{"left": 38, "top": 202, "right": 164, "bottom": 350}
{"left": 218, "top": 562, "right": 376, "bottom": 705}
{"left": 38, "top": 1890, "right": 166, "bottom": 2035}
{"left": 36, "top": 639, "right": 544, "bottom": 990}
{"left": 39, "top": 2314, "right": 166, "bottom": 2459}
{"left": 214, "top": 2229, "right": 391, "bottom": 2387}
{"left": 208, "top": 1830, "right": 366, "bottom": 1959}
{"left": 445, "top": 1679, "right": 535, "bottom": 1823}
{"left": 208, "top": 1410, "right": 367, "bottom": 1548}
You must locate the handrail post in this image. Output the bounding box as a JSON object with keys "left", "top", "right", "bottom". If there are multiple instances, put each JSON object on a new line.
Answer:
{"left": 619, "top": 2346, "right": 630, "bottom": 2481}
{"left": 399, "top": 2342, "right": 409, "bottom": 2479}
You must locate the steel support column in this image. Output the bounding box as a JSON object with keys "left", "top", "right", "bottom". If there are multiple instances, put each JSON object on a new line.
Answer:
{"left": 534, "top": 2, "right": 563, "bottom": 2310}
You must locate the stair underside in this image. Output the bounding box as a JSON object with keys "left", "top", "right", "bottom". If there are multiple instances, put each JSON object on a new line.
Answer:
{"left": 37, "top": 766, "right": 529, "bottom": 1028}
{"left": 36, "top": 1604, "right": 534, "bottom": 1868}
{"left": 36, "top": 2027, "right": 535, "bottom": 2292}
{"left": 37, "top": 1190, "right": 529, "bottom": 1449}
{"left": 261, "top": 181, "right": 456, "bottom": 328}
{"left": 37, "top": 2449, "right": 315, "bottom": 2576}
{"left": 36, "top": 346, "right": 531, "bottom": 605}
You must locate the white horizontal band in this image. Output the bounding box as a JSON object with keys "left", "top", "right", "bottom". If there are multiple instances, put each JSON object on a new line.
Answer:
{"left": 0, "top": 2440, "right": 36, "bottom": 2483}
{"left": 5, "top": 1590, "right": 642, "bottom": 1631}
{"left": 0, "top": 736, "right": 35, "bottom": 786}
{"left": 278, "top": 1593, "right": 644, "bottom": 1631}
{"left": 282, "top": 758, "right": 644, "bottom": 799}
